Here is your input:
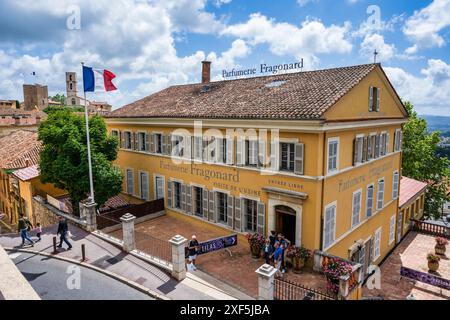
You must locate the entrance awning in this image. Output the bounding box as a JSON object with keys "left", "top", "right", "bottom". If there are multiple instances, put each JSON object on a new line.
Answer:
{"left": 262, "top": 186, "right": 308, "bottom": 200}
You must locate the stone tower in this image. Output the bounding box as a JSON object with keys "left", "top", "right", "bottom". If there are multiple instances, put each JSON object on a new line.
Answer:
{"left": 23, "top": 84, "right": 48, "bottom": 111}
{"left": 66, "top": 72, "right": 80, "bottom": 106}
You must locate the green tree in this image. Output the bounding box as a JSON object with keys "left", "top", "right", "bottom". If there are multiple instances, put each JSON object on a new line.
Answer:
{"left": 402, "top": 101, "right": 450, "bottom": 219}
{"left": 51, "top": 93, "right": 66, "bottom": 105}
{"left": 38, "top": 108, "right": 122, "bottom": 216}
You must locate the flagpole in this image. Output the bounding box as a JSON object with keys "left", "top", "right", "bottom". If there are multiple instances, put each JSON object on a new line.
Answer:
{"left": 81, "top": 62, "right": 95, "bottom": 204}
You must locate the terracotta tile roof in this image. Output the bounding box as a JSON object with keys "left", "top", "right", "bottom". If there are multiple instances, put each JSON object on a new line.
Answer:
{"left": 58, "top": 194, "right": 131, "bottom": 214}
{"left": 107, "top": 63, "right": 379, "bottom": 120}
{"left": 12, "top": 164, "right": 40, "bottom": 181}
{"left": 399, "top": 176, "right": 428, "bottom": 208}
{"left": 0, "top": 130, "right": 42, "bottom": 170}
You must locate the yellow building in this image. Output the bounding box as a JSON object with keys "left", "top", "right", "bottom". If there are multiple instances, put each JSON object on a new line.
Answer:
{"left": 105, "top": 62, "right": 408, "bottom": 278}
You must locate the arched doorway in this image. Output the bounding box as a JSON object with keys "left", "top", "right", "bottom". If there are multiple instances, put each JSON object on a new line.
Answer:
{"left": 275, "top": 205, "right": 296, "bottom": 245}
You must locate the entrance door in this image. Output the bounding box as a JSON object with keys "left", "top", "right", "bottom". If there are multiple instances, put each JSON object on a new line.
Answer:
{"left": 397, "top": 212, "right": 403, "bottom": 244}
{"left": 275, "top": 205, "right": 296, "bottom": 245}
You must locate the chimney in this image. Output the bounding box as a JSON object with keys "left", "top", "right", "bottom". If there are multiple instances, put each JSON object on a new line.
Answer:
{"left": 201, "top": 61, "right": 211, "bottom": 84}
{"left": 25, "top": 158, "right": 31, "bottom": 167}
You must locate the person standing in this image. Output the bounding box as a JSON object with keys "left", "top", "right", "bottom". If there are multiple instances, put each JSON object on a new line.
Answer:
{"left": 56, "top": 216, "right": 72, "bottom": 250}
{"left": 269, "top": 231, "right": 277, "bottom": 248}
{"left": 263, "top": 238, "right": 273, "bottom": 264}
{"left": 273, "top": 242, "right": 284, "bottom": 277}
{"left": 34, "top": 223, "right": 42, "bottom": 242}
{"left": 187, "top": 235, "right": 199, "bottom": 271}
{"left": 18, "top": 214, "right": 34, "bottom": 247}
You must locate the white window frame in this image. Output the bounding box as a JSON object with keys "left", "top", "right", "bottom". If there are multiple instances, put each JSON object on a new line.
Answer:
{"left": 394, "top": 129, "right": 402, "bottom": 152}
{"left": 373, "top": 227, "right": 382, "bottom": 261}
{"left": 377, "top": 178, "right": 385, "bottom": 210}
{"left": 323, "top": 201, "right": 337, "bottom": 250}
{"left": 366, "top": 184, "right": 374, "bottom": 218}
{"left": 352, "top": 189, "right": 362, "bottom": 228}
{"left": 327, "top": 137, "right": 339, "bottom": 174}
{"left": 124, "top": 131, "right": 132, "bottom": 150}
{"left": 154, "top": 174, "right": 165, "bottom": 200}
{"left": 389, "top": 215, "right": 395, "bottom": 245}
{"left": 125, "top": 168, "right": 134, "bottom": 195}
{"left": 392, "top": 171, "right": 399, "bottom": 200}
{"left": 137, "top": 131, "right": 146, "bottom": 152}
{"left": 354, "top": 134, "right": 364, "bottom": 165}
{"left": 138, "top": 171, "right": 149, "bottom": 201}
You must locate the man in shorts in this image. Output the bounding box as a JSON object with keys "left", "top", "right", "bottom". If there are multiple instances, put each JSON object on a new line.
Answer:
{"left": 188, "top": 235, "right": 199, "bottom": 271}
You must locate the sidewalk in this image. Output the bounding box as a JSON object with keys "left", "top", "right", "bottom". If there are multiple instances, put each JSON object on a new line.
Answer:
{"left": 0, "top": 223, "right": 252, "bottom": 300}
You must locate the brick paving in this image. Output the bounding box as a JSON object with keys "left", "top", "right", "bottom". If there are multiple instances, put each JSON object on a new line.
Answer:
{"left": 363, "top": 231, "right": 450, "bottom": 300}
{"left": 110, "top": 214, "right": 329, "bottom": 298}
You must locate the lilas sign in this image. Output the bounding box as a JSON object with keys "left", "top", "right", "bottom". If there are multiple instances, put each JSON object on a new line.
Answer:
{"left": 400, "top": 267, "right": 450, "bottom": 290}
{"left": 197, "top": 234, "right": 238, "bottom": 255}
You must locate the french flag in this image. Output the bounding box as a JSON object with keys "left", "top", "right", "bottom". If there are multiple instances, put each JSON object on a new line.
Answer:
{"left": 83, "top": 66, "right": 117, "bottom": 92}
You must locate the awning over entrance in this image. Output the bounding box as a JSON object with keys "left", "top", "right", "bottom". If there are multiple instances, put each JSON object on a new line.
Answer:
{"left": 262, "top": 186, "right": 308, "bottom": 200}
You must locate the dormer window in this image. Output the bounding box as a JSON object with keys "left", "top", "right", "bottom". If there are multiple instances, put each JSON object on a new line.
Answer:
{"left": 369, "top": 87, "right": 380, "bottom": 112}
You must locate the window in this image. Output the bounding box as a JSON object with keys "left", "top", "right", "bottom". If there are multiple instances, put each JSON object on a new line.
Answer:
{"left": 280, "top": 143, "right": 295, "bottom": 171}
{"left": 193, "top": 136, "right": 203, "bottom": 161}
{"left": 377, "top": 178, "right": 385, "bottom": 210}
{"left": 124, "top": 131, "right": 132, "bottom": 149}
{"left": 244, "top": 198, "right": 258, "bottom": 232}
{"left": 139, "top": 172, "right": 149, "bottom": 201}
{"left": 193, "top": 186, "right": 203, "bottom": 217}
{"left": 366, "top": 184, "right": 374, "bottom": 218}
{"left": 246, "top": 139, "right": 258, "bottom": 167}
{"left": 173, "top": 181, "right": 182, "bottom": 209}
{"left": 111, "top": 130, "right": 119, "bottom": 139}
{"left": 71, "top": 98, "right": 76, "bottom": 105}
{"left": 389, "top": 215, "right": 395, "bottom": 245}
{"left": 352, "top": 190, "right": 362, "bottom": 228}
{"left": 392, "top": 171, "right": 399, "bottom": 199}
{"left": 373, "top": 227, "right": 382, "bottom": 260}
{"left": 353, "top": 136, "right": 364, "bottom": 165}
{"left": 380, "top": 132, "right": 388, "bottom": 156}
{"left": 138, "top": 132, "right": 146, "bottom": 152}
{"left": 216, "top": 138, "right": 226, "bottom": 164}
{"left": 369, "top": 87, "right": 380, "bottom": 112}
{"left": 327, "top": 138, "right": 339, "bottom": 173}
{"left": 155, "top": 176, "right": 164, "bottom": 200}
{"left": 154, "top": 134, "right": 163, "bottom": 154}
{"left": 126, "top": 169, "right": 134, "bottom": 195}
{"left": 216, "top": 192, "right": 228, "bottom": 224}
{"left": 323, "top": 202, "right": 336, "bottom": 249}
{"left": 172, "top": 135, "right": 184, "bottom": 157}
{"left": 368, "top": 134, "right": 376, "bottom": 160}
{"left": 394, "top": 129, "right": 402, "bottom": 152}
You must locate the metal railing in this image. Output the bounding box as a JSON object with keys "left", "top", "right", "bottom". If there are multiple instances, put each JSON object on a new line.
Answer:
{"left": 411, "top": 219, "right": 450, "bottom": 239}
{"left": 135, "top": 230, "right": 172, "bottom": 265}
{"left": 273, "top": 276, "right": 336, "bottom": 300}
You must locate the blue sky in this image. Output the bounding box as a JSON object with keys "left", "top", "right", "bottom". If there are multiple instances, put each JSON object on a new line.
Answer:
{"left": 1, "top": 0, "right": 449, "bottom": 115}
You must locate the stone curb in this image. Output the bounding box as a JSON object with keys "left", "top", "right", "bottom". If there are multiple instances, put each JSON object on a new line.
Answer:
{"left": 4, "top": 247, "right": 171, "bottom": 300}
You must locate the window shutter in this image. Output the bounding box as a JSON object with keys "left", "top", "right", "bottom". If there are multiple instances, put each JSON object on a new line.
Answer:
{"left": 352, "top": 139, "right": 357, "bottom": 166}
{"left": 208, "top": 191, "right": 215, "bottom": 222}
{"left": 294, "top": 143, "right": 304, "bottom": 175}
{"left": 226, "top": 136, "right": 234, "bottom": 165}
{"left": 377, "top": 180, "right": 384, "bottom": 210}
{"left": 162, "top": 134, "right": 167, "bottom": 155}
{"left": 369, "top": 86, "right": 373, "bottom": 112}
{"left": 270, "top": 141, "right": 279, "bottom": 171}
{"left": 236, "top": 136, "right": 244, "bottom": 166}
{"left": 375, "top": 135, "right": 380, "bottom": 158}
{"left": 399, "top": 130, "right": 403, "bottom": 151}
{"left": 393, "top": 172, "right": 399, "bottom": 199}
{"left": 186, "top": 185, "right": 192, "bottom": 215}
{"left": 362, "top": 137, "right": 368, "bottom": 162}
{"left": 120, "top": 131, "right": 124, "bottom": 148}
{"left": 227, "top": 195, "right": 234, "bottom": 228}
{"left": 376, "top": 88, "right": 380, "bottom": 112}
{"left": 202, "top": 188, "right": 209, "bottom": 219}
{"left": 167, "top": 180, "right": 173, "bottom": 208}
{"left": 132, "top": 133, "right": 137, "bottom": 150}
{"left": 234, "top": 197, "right": 242, "bottom": 232}
{"left": 386, "top": 133, "right": 390, "bottom": 154}
{"left": 215, "top": 138, "right": 222, "bottom": 163}
{"left": 144, "top": 133, "right": 149, "bottom": 152}
{"left": 181, "top": 184, "right": 186, "bottom": 212}
{"left": 167, "top": 134, "right": 173, "bottom": 156}
{"left": 257, "top": 202, "right": 266, "bottom": 236}
{"left": 258, "top": 138, "right": 266, "bottom": 167}
{"left": 184, "top": 135, "right": 191, "bottom": 160}
{"left": 150, "top": 133, "right": 155, "bottom": 153}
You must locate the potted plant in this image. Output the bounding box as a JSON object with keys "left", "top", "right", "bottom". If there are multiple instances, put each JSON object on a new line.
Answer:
{"left": 322, "top": 258, "right": 353, "bottom": 295}
{"left": 246, "top": 233, "right": 265, "bottom": 259}
{"left": 435, "top": 237, "right": 448, "bottom": 256}
{"left": 427, "top": 253, "right": 440, "bottom": 272}
{"left": 286, "top": 246, "right": 312, "bottom": 273}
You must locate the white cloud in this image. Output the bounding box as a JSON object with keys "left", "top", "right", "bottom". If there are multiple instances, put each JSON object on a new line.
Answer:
{"left": 403, "top": 0, "right": 450, "bottom": 50}
{"left": 297, "top": 0, "right": 318, "bottom": 7}
{"left": 359, "top": 33, "right": 396, "bottom": 62}
{"left": 213, "top": 0, "right": 232, "bottom": 8}
{"left": 222, "top": 13, "right": 352, "bottom": 68}
{"left": 385, "top": 59, "right": 450, "bottom": 115}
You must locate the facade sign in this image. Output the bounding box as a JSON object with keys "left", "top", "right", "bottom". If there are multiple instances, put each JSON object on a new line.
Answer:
{"left": 197, "top": 234, "right": 238, "bottom": 255}
{"left": 400, "top": 266, "right": 450, "bottom": 290}
{"left": 222, "top": 59, "right": 304, "bottom": 78}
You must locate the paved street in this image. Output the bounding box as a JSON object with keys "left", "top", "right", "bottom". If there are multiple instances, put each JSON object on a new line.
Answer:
{"left": 10, "top": 251, "right": 153, "bottom": 300}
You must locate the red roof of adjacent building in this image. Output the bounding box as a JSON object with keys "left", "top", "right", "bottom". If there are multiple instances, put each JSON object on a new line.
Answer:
{"left": 399, "top": 176, "right": 428, "bottom": 208}
{"left": 0, "top": 130, "right": 42, "bottom": 170}
{"left": 12, "top": 164, "right": 40, "bottom": 181}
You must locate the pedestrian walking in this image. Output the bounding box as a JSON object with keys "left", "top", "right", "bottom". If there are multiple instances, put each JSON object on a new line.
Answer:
{"left": 273, "top": 242, "right": 284, "bottom": 277}
{"left": 56, "top": 216, "right": 72, "bottom": 250}
{"left": 18, "top": 214, "right": 34, "bottom": 247}
{"left": 187, "top": 235, "right": 199, "bottom": 271}
{"left": 263, "top": 238, "right": 272, "bottom": 264}
{"left": 34, "top": 223, "right": 42, "bottom": 242}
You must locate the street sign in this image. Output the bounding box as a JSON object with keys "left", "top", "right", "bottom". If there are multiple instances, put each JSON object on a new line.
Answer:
{"left": 196, "top": 234, "right": 238, "bottom": 255}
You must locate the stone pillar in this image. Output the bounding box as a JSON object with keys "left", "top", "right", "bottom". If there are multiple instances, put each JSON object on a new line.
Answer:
{"left": 82, "top": 200, "right": 97, "bottom": 232}
{"left": 121, "top": 213, "right": 136, "bottom": 253}
{"left": 169, "top": 235, "right": 188, "bottom": 281}
{"left": 338, "top": 276, "right": 350, "bottom": 300}
{"left": 255, "top": 264, "right": 277, "bottom": 300}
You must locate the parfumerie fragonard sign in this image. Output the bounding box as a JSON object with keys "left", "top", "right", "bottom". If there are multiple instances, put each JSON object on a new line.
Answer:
{"left": 222, "top": 59, "right": 304, "bottom": 78}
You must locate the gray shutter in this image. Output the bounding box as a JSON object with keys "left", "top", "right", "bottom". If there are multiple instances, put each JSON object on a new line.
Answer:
{"left": 162, "top": 134, "right": 167, "bottom": 154}
{"left": 369, "top": 86, "right": 373, "bottom": 112}
{"left": 376, "top": 88, "right": 380, "bottom": 112}
{"left": 352, "top": 139, "right": 357, "bottom": 166}
{"left": 185, "top": 135, "right": 191, "bottom": 160}
{"left": 119, "top": 131, "right": 124, "bottom": 148}
{"left": 270, "top": 141, "right": 279, "bottom": 171}
{"left": 145, "top": 133, "right": 150, "bottom": 152}
{"left": 208, "top": 191, "right": 215, "bottom": 222}
{"left": 375, "top": 135, "right": 380, "bottom": 158}
{"left": 133, "top": 133, "right": 137, "bottom": 150}
{"left": 226, "top": 136, "right": 234, "bottom": 165}
{"left": 150, "top": 133, "right": 155, "bottom": 153}
{"left": 186, "top": 185, "right": 192, "bottom": 215}
{"left": 362, "top": 137, "right": 368, "bottom": 162}
{"left": 258, "top": 138, "right": 266, "bottom": 167}
{"left": 181, "top": 184, "right": 186, "bottom": 212}
{"left": 386, "top": 133, "right": 390, "bottom": 154}
{"left": 294, "top": 143, "right": 304, "bottom": 175}
{"left": 236, "top": 137, "right": 244, "bottom": 166}
{"left": 167, "top": 180, "right": 172, "bottom": 208}
{"left": 257, "top": 202, "right": 265, "bottom": 235}
{"left": 227, "top": 195, "right": 234, "bottom": 228}
{"left": 202, "top": 188, "right": 209, "bottom": 219}
{"left": 234, "top": 197, "right": 242, "bottom": 232}
{"left": 168, "top": 134, "right": 173, "bottom": 156}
